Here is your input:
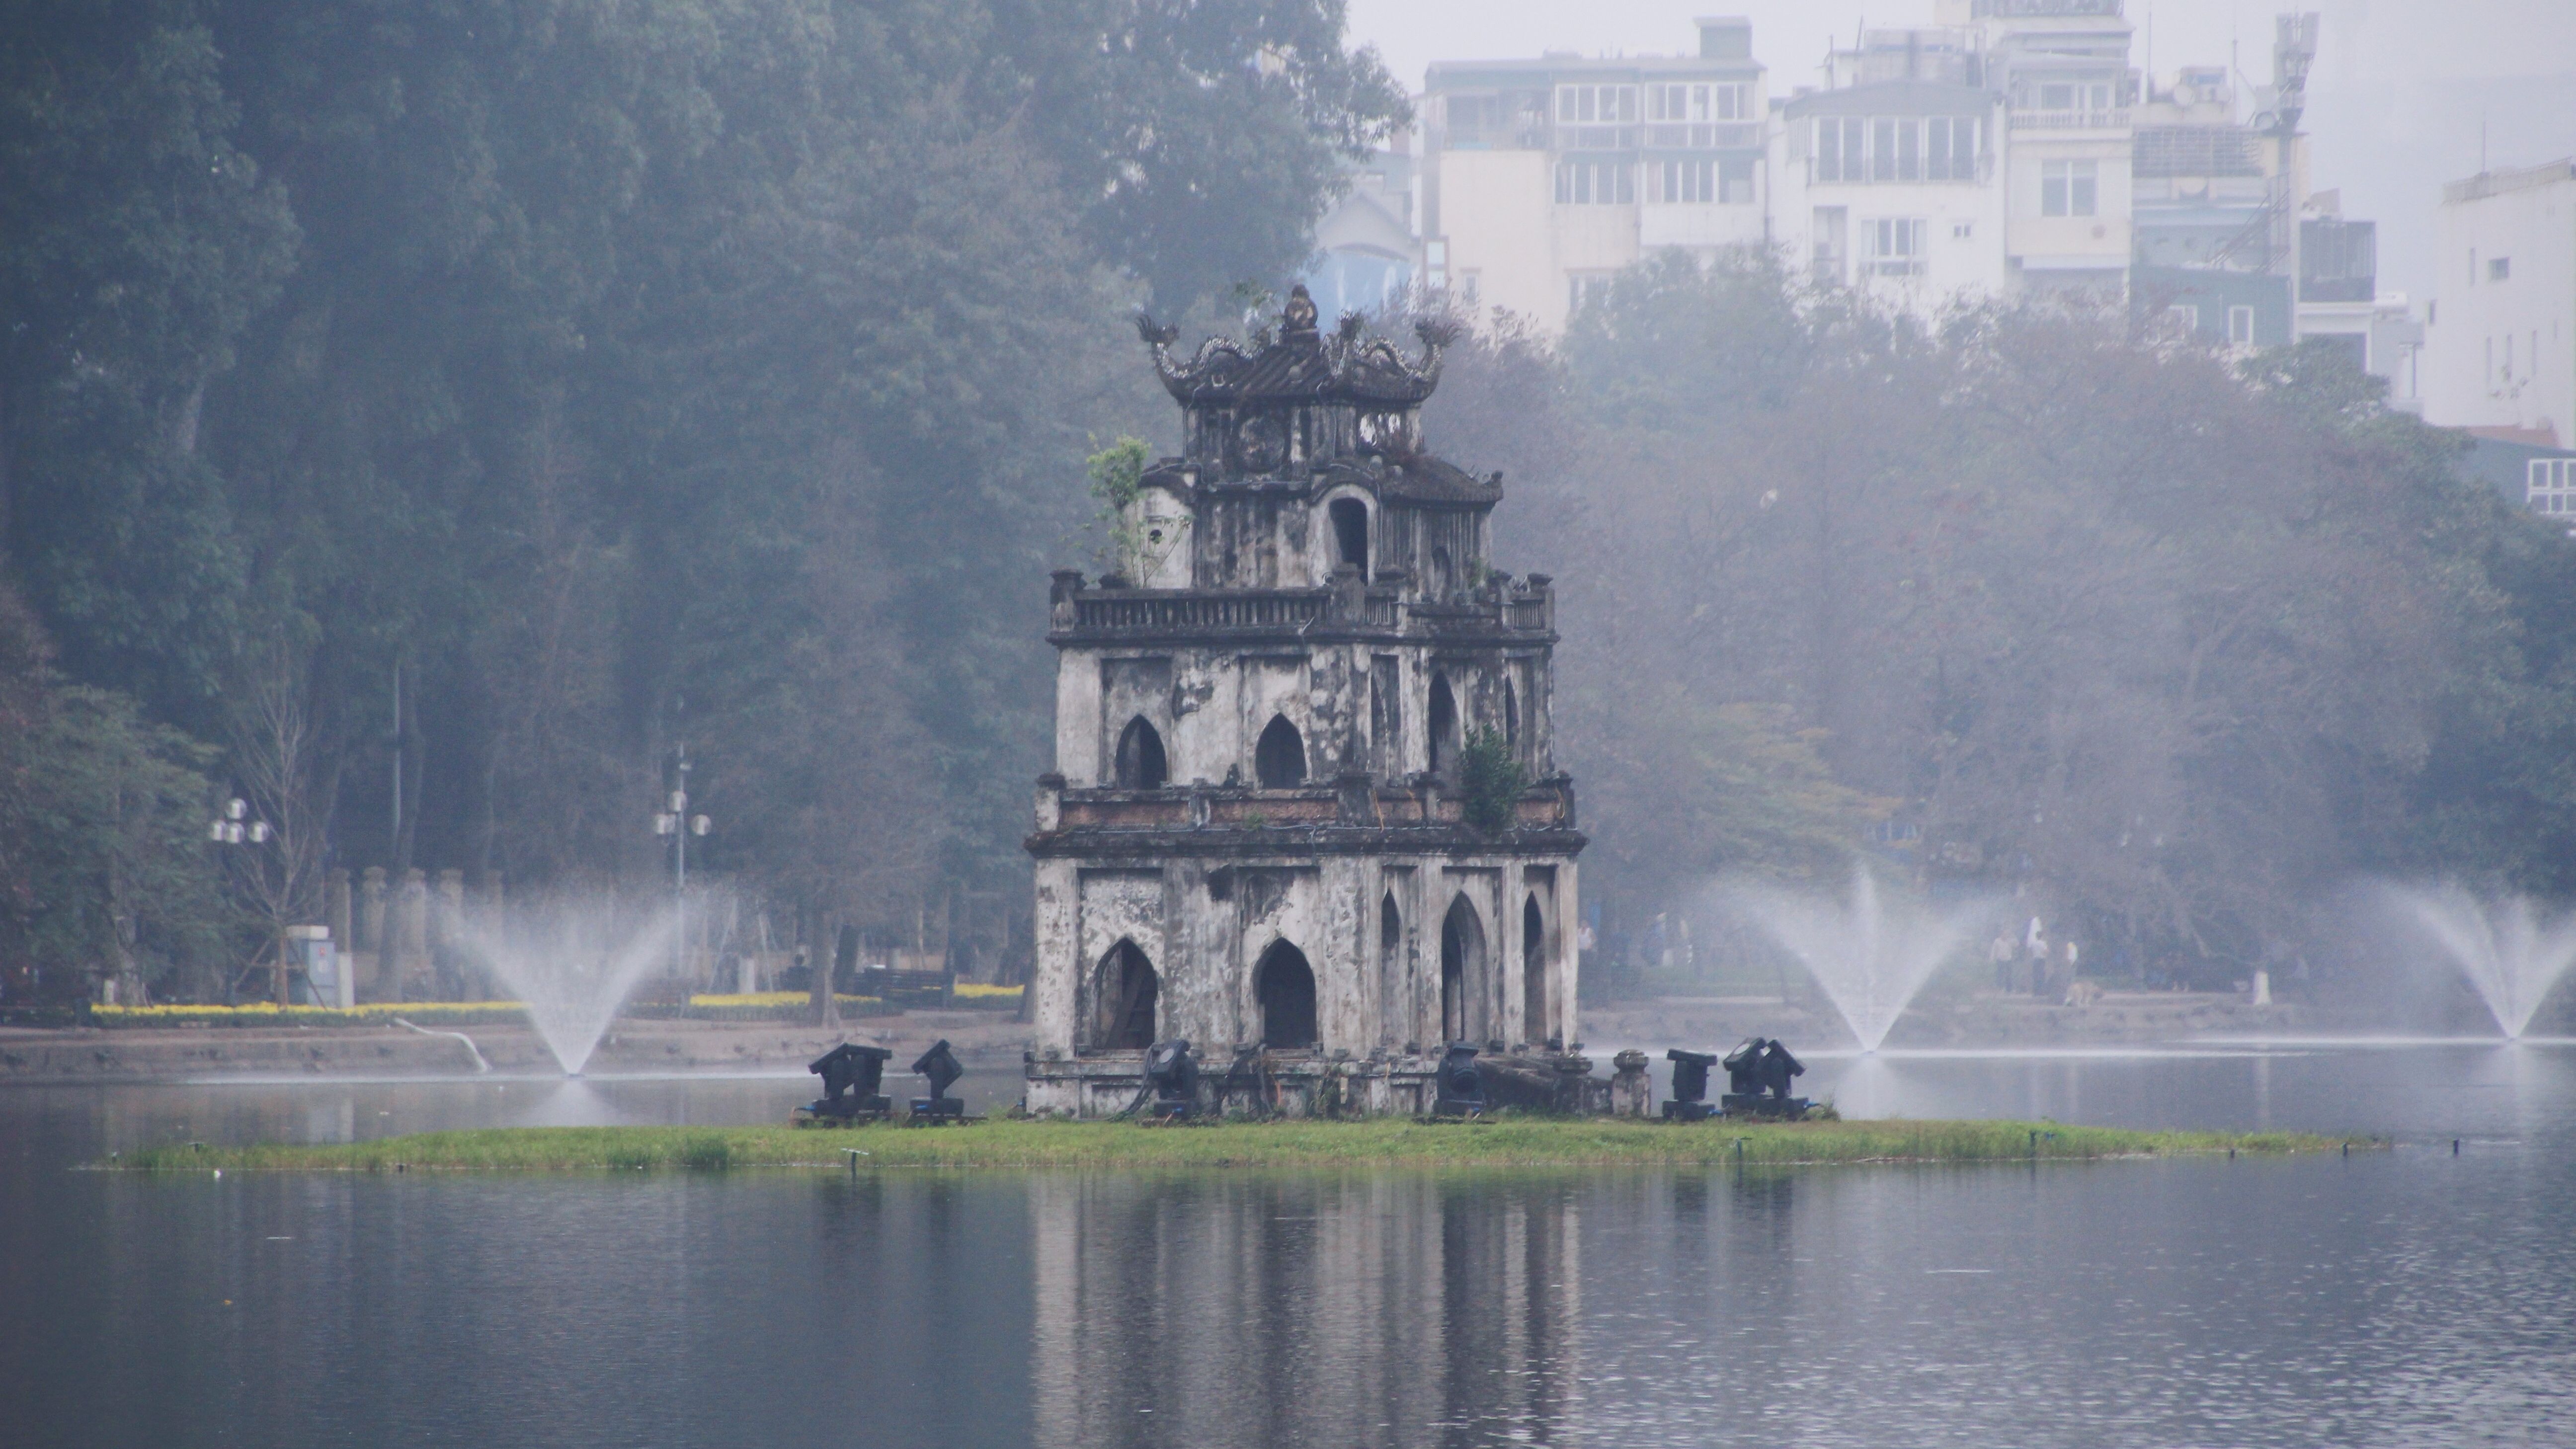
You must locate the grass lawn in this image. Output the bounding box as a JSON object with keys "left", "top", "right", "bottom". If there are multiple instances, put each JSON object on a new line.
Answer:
{"left": 104, "top": 1116, "right": 2372, "bottom": 1174}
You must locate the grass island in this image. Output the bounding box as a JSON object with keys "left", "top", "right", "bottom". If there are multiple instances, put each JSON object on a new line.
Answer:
{"left": 104, "top": 1117, "right": 2371, "bottom": 1174}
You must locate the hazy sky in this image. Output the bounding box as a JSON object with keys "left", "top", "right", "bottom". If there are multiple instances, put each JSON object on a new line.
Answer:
{"left": 1345, "top": 0, "right": 2576, "bottom": 305}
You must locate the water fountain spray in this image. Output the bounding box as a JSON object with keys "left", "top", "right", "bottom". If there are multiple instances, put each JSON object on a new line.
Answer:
{"left": 2383, "top": 884, "right": 2576, "bottom": 1040}
{"left": 453, "top": 896, "right": 679, "bottom": 1075}
{"left": 1727, "top": 866, "right": 1994, "bottom": 1052}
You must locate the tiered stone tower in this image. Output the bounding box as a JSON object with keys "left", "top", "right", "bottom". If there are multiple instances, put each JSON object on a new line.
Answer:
{"left": 1024, "top": 287, "right": 1584, "bottom": 1116}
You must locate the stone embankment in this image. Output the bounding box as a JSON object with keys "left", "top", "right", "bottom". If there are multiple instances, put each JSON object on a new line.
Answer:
{"left": 0, "top": 1012, "right": 1033, "bottom": 1084}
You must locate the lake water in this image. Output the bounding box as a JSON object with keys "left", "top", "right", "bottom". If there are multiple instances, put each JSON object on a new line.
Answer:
{"left": 4, "top": 1040, "right": 2572, "bottom": 1448}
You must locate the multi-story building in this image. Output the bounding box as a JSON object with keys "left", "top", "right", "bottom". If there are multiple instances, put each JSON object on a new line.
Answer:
{"left": 1418, "top": 17, "right": 1769, "bottom": 332}
{"left": 1773, "top": 26, "right": 2008, "bottom": 302}
{"left": 1024, "top": 288, "right": 1587, "bottom": 1117}
{"left": 2423, "top": 158, "right": 2576, "bottom": 451}
{"left": 1397, "top": 2, "right": 2417, "bottom": 396}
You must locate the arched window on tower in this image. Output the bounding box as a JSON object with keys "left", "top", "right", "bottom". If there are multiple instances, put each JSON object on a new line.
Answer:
{"left": 1441, "top": 894, "right": 1485, "bottom": 1044}
{"left": 1328, "top": 497, "right": 1370, "bottom": 578}
{"left": 1504, "top": 679, "right": 1520, "bottom": 750}
{"left": 1256, "top": 939, "right": 1318, "bottom": 1049}
{"left": 1428, "top": 675, "right": 1460, "bottom": 781}
{"left": 1115, "top": 716, "right": 1168, "bottom": 789}
{"left": 1256, "top": 714, "right": 1307, "bottom": 788}
{"left": 1094, "top": 940, "right": 1158, "bottom": 1050}
{"left": 1523, "top": 893, "right": 1549, "bottom": 1046}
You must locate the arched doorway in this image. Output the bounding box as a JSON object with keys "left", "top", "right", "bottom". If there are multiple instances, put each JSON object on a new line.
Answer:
{"left": 1095, "top": 940, "right": 1158, "bottom": 1049}
{"left": 1256, "top": 713, "right": 1307, "bottom": 788}
{"left": 1115, "top": 716, "right": 1168, "bottom": 789}
{"left": 1328, "top": 497, "right": 1370, "bottom": 577}
{"left": 1522, "top": 893, "right": 1549, "bottom": 1045}
{"left": 1428, "top": 674, "right": 1459, "bottom": 780}
{"left": 1255, "top": 940, "right": 1317, "bottom": 1049}
{"left": 1440, "top": 894, "right": 1484, "bottom": 1044}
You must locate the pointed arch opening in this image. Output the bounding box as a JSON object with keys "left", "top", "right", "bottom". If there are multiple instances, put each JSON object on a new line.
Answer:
{"left": 1504, "top": 679, "right": 1520, "bottom": 750}
{"left": 1440, "top": 894, "right": 1485, "bottom": 1044}
{"left": 1255, "top": 713, "right": 1307, "bottom": 789}
{"left": 1094, "top": 939, "right": 1158, "bottom": 1050}
{"left": 1328, "top": 497, "right": 1370, "bottom": 577}
{"left": 1428, "top": 674, "right": 1460, "bottom": 781}
{"left": 1522, "top": 893, "right": 1549, "bottom": 1045}
{"left": 1115, "top": 716, "right": 1168, "bottom": 789}
{"left": 1255, "top": 939, "right": 1317, "bottom": 1050}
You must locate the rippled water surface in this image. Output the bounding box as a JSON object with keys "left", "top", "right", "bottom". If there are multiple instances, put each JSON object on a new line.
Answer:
{"left": 4, "top": 1042, "right": 2572, "bottom": 1448}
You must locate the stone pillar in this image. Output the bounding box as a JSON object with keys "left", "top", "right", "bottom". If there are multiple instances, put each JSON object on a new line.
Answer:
{"left": 359, "top": 867, "right": 388, "bottom": 1001}
{"left": 395, "top": 868, "right": 428, "bottom": 1003}
{"left": 1610, "top": 1049, "right": 1651, "bottom": 1118}
{"left": 328, "top": 871, "right": 354, "bottom": 965}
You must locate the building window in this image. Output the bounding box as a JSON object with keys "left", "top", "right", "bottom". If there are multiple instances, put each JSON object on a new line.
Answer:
{"left": 1567, "top": 271, "right": 1616, "bottom": 315}
{"left": 1924, "top": 115, "right": 1980, "bottom": 180}
{"left": 1255, "top": 714, "right": 1307, "bottom": 788}
{"left": 1554, "top": 158, "right": 1633, "bottom": 205}
{"left": 2041, "top": 160, "right": 2097, "bottom": 217}
{"left": 1864, "top": 218, "right": 1927, "bottom": 276}
{"left": 2490, "top": 256, "right": 2512, "bottom": 282}
{"left": 1649, "top": 157, "right": 1715, "bottom": 204}
{"left": 1556, "top": 83, "right": 1636, "bottom": 124}
{"left": 2227, "top": 305, "right": 2255, "bottom": 347}
{"left": 1114, "top": 716, "right": 1168, "bottom": 790}
{"left": 2166, "top": 304, "right": 2200, "bottom": 337}
{"left": 1952, "top": 220, "right": 1974, "bottom": 238}
{"left": 1817, "top": 114, "right": 1976, "bottom": 184}
{"left": 1643, "top": 80, "right": 1749, "bottom": 123}
{"left": 2530, "top": 459, "right": 2576, "bottom": 517}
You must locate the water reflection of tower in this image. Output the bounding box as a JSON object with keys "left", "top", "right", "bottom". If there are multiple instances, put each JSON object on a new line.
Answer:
{"left": 1030, "top": 1175, "right": 1583, "bottom": 1448}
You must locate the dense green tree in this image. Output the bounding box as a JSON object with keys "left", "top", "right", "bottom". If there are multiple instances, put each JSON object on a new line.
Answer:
{"left": 0, "top": 582, "right": 226, "bottom": 1009}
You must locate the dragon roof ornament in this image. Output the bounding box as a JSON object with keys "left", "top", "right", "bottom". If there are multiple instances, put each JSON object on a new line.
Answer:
{"left": 1135, "top": 285, "right": 1457, "bottom": 410}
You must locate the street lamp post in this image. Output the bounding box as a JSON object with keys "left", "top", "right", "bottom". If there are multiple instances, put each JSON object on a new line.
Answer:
{"left": 652, "top": 746, "right": 713, "bottom": 989}
{"left": 208, "top": 797, "right": 286, "bottom": 1005}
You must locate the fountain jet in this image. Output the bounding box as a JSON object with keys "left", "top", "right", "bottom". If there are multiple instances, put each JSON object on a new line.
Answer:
{"left": 1727, "top": 867, "right": 1992, "bottom": 1053}
{"left": 455, "top": 897, "right": 678, "bottom": 1076}
{"left": 2384, "top": 885, "right": 2576, "bottom": 1040}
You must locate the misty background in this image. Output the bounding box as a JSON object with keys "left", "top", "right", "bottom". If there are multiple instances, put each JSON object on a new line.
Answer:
{"left": 0, "top": 0, "right": 2571, "bottom": 1014}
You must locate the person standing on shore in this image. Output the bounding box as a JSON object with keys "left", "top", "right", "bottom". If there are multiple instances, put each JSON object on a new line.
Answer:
{"left": 1991, "top": 930, "right": 2016, "bottom": 993}
{"left": 2025, "top": 918, "right": 2049, "bottom": 997}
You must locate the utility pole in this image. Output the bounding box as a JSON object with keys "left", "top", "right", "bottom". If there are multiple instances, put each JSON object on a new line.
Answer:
{"left": 653, "top": 744, "right": 711, "bottom": 987}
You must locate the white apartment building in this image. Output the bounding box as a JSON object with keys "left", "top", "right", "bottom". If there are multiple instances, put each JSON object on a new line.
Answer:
{"left": 1398, "top": 2, "right": 2428, "bottom": 408}
{"left": 2424, "top": 159, "right": 2576, "bottom": 448}
{"left": 1418, "top": 17, "right": 1770, "bottom": 333}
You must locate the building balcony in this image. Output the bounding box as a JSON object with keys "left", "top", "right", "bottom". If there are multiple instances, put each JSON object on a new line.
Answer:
{"left": 1031, "top": 775, "right": 1583, "bottom": 851}
{"left": 1046, "top": 572, "right": 1557, "bottom": 645}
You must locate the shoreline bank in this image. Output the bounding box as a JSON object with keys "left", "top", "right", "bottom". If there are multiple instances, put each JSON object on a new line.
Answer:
{"left": 101, "top": 1118, "right": 2369, "bottom": 1173}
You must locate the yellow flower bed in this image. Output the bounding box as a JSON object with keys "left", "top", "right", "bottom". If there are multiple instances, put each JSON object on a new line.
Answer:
{"left": 96, "top": 1001, "right": 527, "bottom": 1022}
{"left": 683, "top": 992, "right": 886, "bottom": 1008}
{"left": 953, "top": 982, "right": 1024, "bottom": 1000}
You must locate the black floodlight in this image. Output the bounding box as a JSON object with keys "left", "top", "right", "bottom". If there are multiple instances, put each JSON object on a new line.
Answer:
{"left": 1434, "top": 1042, "right": 1484, "bottom": 1117}
{"left": 1720, "top": 1038, "right": 1810, "bottom": 1118}
{"left": 910, "top": 1039, "right": 966, "bottom": 1119}
{"left": 1663, "top": 1048, "right": 1720, "bottom": 1122}
{"left": 1144, "top": 1039, "right": 1199, "bottom": 1120}
{"left": 807, "top": 1043, "right": 893, "bottom": 1120}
